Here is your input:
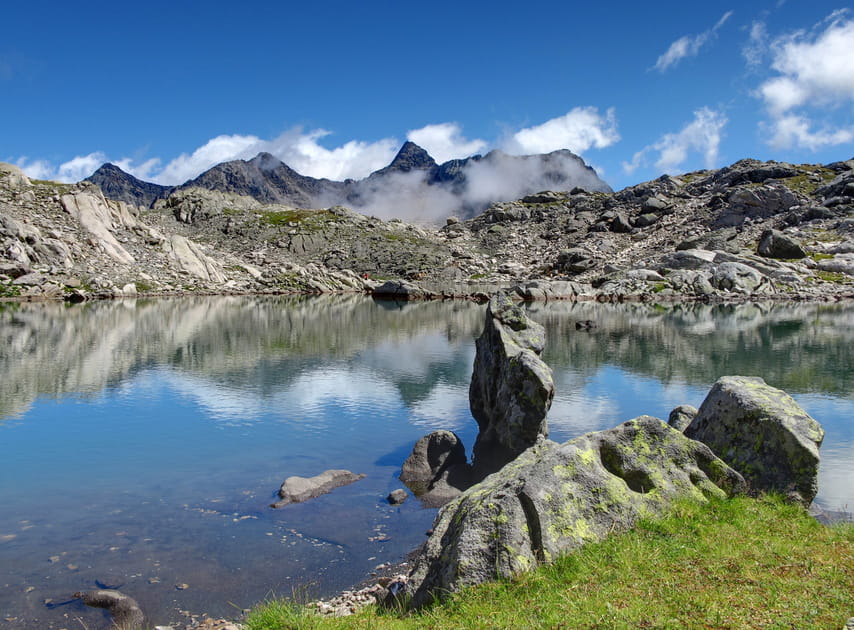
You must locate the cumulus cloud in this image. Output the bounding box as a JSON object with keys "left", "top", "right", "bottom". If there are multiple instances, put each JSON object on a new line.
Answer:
{"left": 654, "top": 11, "right": 733, "bottom": 72}
{"left": 16, "top": 152, "right": 108, "bottom": 183}
{"left": 14, "top": 128, "right": 401, "bottom": 185}
{"left": 502, "top": 107, "right": 620, "bottom": 155}
{"left": 623, "top": 107, "right": 727, "bottom": 175}
{"left": 755, "top": 11, "right": 854, "bottom": 149}
{"left": 406, "top": 123, "right": 487, "bottom": 163}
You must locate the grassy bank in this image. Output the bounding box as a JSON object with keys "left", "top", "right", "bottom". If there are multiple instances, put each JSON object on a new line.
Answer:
{"left": 245, "top": 495, "right": 853, "bottom": 629}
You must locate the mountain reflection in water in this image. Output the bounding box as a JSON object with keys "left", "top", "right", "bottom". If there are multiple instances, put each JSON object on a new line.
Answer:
{"left": 0, "top": 296, "right": 850, "bottom": 629}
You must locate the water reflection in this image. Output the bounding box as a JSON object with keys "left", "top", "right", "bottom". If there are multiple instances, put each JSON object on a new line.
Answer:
{"left": 0, "top": 296, "right": 851, "bottom": 629}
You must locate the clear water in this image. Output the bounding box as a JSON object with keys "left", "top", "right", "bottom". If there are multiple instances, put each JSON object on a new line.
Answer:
{"left": 0, "top": 296, "right": 851, "bottom": 629}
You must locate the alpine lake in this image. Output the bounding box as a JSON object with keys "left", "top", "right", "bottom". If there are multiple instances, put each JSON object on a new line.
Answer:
{"left": 1, "top": 295, "right": 851, "bottom": 629}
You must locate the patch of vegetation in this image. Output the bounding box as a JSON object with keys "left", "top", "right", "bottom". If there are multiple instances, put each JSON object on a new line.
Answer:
{"left": 815, "top": 270, "right": 853, "bottom": 285}
{"left": 0, "top": 282, "right": 21, "bottom": 298}
{"left": 810, "top": 252, "right": 833, "bottom": 262}
{"left": 222, "top": 206, "right": 242, "bottom": 216}
{"left": 259, "top": 209, "right": 335, "bottom": 229}
{"left": 30, "top": 179, "right": 73, "bottom": 192}
{"left": 135, "top": 281, "right": 154, "bottom": 293}
{"left": 468, "top": 273, "right": 488, "bottom": 280}
{"left": 652, "top": 281, "right": 669, "bottom": 293}
{"left": 783, "top": 167, "right": 837, "bottom": 195}
{"left": 244, "top": 495, "right": 854, "bottom": 630}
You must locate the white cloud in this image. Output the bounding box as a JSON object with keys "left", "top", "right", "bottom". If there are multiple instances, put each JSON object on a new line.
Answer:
{"left": 14, "top": 129, "right": 400, "bottom": 185}
{"left": 742, "top": 20, "right": 769, "bottom": 67}
{"left": 153, "top": 134, "right": 262, "bottom": 184}
{"left": 623, "top": 107, "right": 727, "bottom": 175}
{"left": 755, "top": 11, "right": 854, "bottom": 149}
{"left": 503, "top": 107, "right": 620, "bottom": 155}
{"left": 654, "top": 11, "right": 733, "bottom": 72}
{"left": 264, "top": 128, "right": 399, "bottom": 181}
{"left": 763, "top": 113, "right": 854, "bottom": 151}
{"left": 406, "top": 123, "right": 487, "bottom": 163}
{"left": 16, "top": 152, "right": 107, "bottom": 183}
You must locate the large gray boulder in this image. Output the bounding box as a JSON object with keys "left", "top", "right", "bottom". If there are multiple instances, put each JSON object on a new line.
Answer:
{"left": 757, "top": 229, "right": 807, "bottom": 260}
{"left": 404, "top": 416, "right": 745, "bottom": 607}
{"left": 684, "top": 376, "right": 824, "bottom": 506}
{"left": 469, "top": 292, "right": 554, "bottom": 477}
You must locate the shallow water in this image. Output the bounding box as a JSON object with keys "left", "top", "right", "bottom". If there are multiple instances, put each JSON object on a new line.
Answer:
{"left": 0, "top": 296, "right": 851, "bottom": 628}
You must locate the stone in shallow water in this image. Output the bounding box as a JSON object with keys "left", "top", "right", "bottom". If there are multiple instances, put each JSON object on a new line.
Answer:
{"left": 270, "top": 470, "right": 366, "bottom": 508}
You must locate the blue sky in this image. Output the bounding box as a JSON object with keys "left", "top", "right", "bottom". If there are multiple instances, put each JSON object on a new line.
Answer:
{"left": 2, "top": 1, "right": 853, "bottom": 191}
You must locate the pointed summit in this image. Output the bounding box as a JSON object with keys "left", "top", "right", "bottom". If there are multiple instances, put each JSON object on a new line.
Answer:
{"left": 386, "top": 141, "right": 438, "bottom": 173}
{"left": 85, "top": 163, "right": 171, "bottom": 208}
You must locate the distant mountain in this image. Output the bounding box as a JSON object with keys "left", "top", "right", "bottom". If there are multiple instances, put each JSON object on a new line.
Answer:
{"left": 86, "top": 163, "right": 171, "bottom": 208}
{"left": 86, "top": 142, "right": 613, "bottom": 220}
{"left": 180, "top": 152, "right": 347, "bottom": 208}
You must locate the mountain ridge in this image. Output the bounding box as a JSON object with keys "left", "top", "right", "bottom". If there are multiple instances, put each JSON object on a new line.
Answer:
{"left": 85, "top": 142, "right": 613, "bottom": 221}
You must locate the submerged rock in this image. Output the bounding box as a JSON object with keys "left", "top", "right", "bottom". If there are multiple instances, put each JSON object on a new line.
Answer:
{"left": 270, "top": 469, "right": 366, "bottom": 508}
{"left": 404, "top": 416, "right": 745, "bottom": 607}
{"left": 685, "top": 376, "right": 824, "bottom": 506}
{"left": 469, "top": 292, "right": 554, "bottom": 477}
{"left": 75, "top": 589, "right": 144, "bottom": 630}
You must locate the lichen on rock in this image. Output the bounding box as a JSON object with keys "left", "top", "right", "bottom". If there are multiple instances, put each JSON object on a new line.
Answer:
{"left": 404, "top": 416, "right": 745, "bottom": 607}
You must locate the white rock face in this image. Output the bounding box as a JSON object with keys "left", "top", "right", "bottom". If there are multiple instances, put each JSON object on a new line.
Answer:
{"left": 60, "top": 191, "right": 135, "bottom": 265}
{"left": 162, "top": 235, "right": 227, "bottom": 282}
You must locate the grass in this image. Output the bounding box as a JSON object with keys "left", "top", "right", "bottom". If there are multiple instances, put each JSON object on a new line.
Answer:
{"left": 259, "top": 209, "right": 335, "bottom": 228}
{"left": 244, "top": 495, "right": 854, "bottom": 630}
{"left": 781, "top": 167, "right": 837, "bottom": 195}
{"left": 0, "top": 282, "right": 21, "bottom": 298}
{"left": 814, "top": 270, "right": 854, "bottom": 285}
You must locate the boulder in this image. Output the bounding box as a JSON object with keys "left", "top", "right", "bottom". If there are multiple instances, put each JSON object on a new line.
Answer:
{"left": 0, "top": 162, "right": 32, "bottom": 188}
{"left": 684, "top": 376, "right": 824, "bottom": 506}
{"left": 711, "top": 261, "right": 771, "bottom": 294}
{"left": 757, "top": 229, "right": 807, "bottom": 259}
{"left": 372, "top": 280, "right": 434, "bottom": 300}
{"left": 668, "top": 404, "right": 698, "bottom": 432}
{"left": 404, "top": 416, "right": 745, "bottom": 608}
{"left": 387, "top": 489, "right": 409, "bottom": 505}
{"left": 400, "top": 430, "right": 469, "bottom": 495}
{"left": 469, "top": 292, "right": 554, "bottom": 477}
{"left": 75, "top": 589, "right": 144, "bottom": 630}
{"left": 270, "top": 469, "right": 366, "bottom": 508}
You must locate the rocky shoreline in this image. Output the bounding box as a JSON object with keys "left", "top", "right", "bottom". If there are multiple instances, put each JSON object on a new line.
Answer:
{"left": 2, "top": 156, "right": 854, "bottom": 304}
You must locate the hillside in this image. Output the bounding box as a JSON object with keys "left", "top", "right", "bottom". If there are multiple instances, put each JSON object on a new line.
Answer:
{"left": 1, "top": 156, "right": 853, "bottom": 302}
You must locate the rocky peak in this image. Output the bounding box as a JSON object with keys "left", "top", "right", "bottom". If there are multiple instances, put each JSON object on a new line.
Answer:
{"left": 85, "top": 163, "right": 171, "bottom": 209}
{"left": 387, "top": 141, "right": 438, "bottom": 173}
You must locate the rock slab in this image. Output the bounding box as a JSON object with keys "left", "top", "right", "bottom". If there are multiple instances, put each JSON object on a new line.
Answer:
{"left": 271, "top": 470, "right": 366, "bottom": 508}
{"left": 685, "top": 376, "right": 824, "bottom": 506}
{"left": 405, "top": 416, "right": 745, "bottom": 607}
{"left": 469, "top": 292, "right": 554, "bottom": 477}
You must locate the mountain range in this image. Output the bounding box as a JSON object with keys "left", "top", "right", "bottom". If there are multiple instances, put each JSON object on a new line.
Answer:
{"left": 86, "top": 142, "right": 612, "bottom": 220}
